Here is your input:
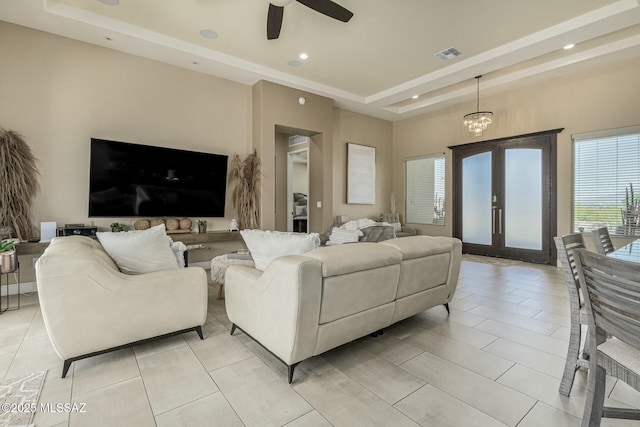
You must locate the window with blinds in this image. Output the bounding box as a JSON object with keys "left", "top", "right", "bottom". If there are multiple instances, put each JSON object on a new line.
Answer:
{"left": 405, "top": 154, "right": 445, "bottom": 225}
{"left": 573, "top": 126, "right": 640, "bottom": 236}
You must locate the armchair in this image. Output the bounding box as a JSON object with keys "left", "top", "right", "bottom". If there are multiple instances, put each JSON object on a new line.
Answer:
{"left": 36, "top": 236, "right": 208, "bottom": 377}
{"left": 380, "top": 213, "right": 417, "bottom": 238}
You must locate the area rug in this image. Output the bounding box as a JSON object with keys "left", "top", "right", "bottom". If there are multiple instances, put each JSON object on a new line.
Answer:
{"left": 0, "top": 370, "right": 46, "bottom": 427}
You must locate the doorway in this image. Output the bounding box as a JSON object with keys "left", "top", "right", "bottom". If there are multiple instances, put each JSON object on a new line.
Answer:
{"left": 452, "top": 129, "right": 560, "bottom": 264}
{"left": 274, "top": 130, "right": 311, "bottom": 232}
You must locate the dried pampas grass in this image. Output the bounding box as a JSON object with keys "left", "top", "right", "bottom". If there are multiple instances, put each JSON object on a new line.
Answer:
{"left": 0, "top": 128, "right": 40, "bottom": 240}
{"left": 228, "top": 150, "right": 261, "bottom": 229}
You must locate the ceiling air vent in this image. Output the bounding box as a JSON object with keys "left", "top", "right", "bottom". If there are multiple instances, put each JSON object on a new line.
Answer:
{"left": 434, "top": 47, "right": 461, "bottom": 60}
{"left": 288, "top": 135, "right": 309, "bottom": 147}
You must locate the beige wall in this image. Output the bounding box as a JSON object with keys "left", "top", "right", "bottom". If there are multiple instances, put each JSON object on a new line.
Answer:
{"left": 0, "top": 22, "right": 252, "bottom": 236}
{"left": 332, "top": 108, "right": 393, "bottom": 222}
{"left": 252, "top": 81, "right": 334, "bottom": 232}
{"left": 274, "top": 132, "right": 289, "bottom": 231}
{"left": 393, "top": 57, "right": 640, "bottom": 238}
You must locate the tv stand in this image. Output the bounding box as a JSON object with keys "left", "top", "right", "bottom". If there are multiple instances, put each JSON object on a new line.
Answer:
{"left": 177, "top": 230, "right": 241, "bottom": 245}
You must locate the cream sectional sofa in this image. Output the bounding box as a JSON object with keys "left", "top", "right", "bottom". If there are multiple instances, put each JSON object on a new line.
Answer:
{"left": 225, "top": 235, "right": 462, "bottom": 383}
{"left": 35, "top": 236, "right": 208, "bottom": 377}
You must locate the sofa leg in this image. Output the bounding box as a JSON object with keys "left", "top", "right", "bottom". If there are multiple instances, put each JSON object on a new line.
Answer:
{"left": 62, "top": 360, "right": 72, "bottom": 378}
{"left": 370, "top": 329, "right": 384, "bottom": 338}
{"left": 444, "top": 303, "right": 450, "bottom": 314}
{"left": 287, "top": 362, "right": 299, "bottom": 384}
{"left": 230, "top": 323, "right": 237, "bottom": 336}
{"left": 196, "top": 326, "right": 204, "bottom": 340}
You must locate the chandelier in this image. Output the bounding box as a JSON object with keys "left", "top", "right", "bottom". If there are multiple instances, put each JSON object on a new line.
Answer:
{"left": 463, "top": 75, "right": 493, "bottom": 136}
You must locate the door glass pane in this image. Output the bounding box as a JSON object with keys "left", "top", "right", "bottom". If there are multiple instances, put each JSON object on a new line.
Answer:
{"left": 505, "top": 148, "right": 542, "bottom": 250}
{"left": 462, "top": 152, "right": 492, "bottom": 245}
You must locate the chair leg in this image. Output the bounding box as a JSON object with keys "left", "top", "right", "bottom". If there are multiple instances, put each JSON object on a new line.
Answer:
{"left": 230, "top": 323, "right": 237, "bottom": 336}
{"left": 287, "top": 362, "right": 299, "bottom": 384}
{"left": 444, "top": 303, "right": 450, "bottom": 314}
{"left": 62, "top": 360, "right": 72, "bottom": 378}
{"left": 581, "top": 364, "right": 606, "bottom": 427}
{"left": 559, "top": 319, "right": 582, "bottom": 396}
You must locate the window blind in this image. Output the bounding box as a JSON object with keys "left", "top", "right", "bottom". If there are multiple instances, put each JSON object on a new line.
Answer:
{"left": 573, "top": 127, "right": 640, "bottom": 236}
{"left": 405, "top": 154, "right": 445, "bottom": 224}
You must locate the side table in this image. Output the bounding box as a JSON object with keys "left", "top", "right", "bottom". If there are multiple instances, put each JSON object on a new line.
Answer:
{"left": 210, "top": 254, "right": 254, "bottom": 299}
{"left": 0, "top": 258, "right": 20, "bottom": 314}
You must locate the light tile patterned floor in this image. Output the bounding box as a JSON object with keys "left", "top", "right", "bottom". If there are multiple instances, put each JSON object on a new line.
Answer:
{"left": 1, "top": 255, "right": 639, "bottom": 426}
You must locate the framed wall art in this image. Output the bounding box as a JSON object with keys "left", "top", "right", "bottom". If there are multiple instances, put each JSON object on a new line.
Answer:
{"left": 347, "top": 143, "right": 376, "bottom": 204}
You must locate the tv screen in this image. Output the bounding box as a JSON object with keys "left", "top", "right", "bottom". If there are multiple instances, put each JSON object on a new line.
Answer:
{"left": 89, "top": 138, "right": 228, "bottom": 217}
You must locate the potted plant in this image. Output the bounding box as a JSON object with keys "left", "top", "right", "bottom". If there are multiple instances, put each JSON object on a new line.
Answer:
{"left": 0, "top": 128, "right": 40, "bottom": 241}
{"left": 197, "top": 220, "right": 207, "bottom": 234}
{"left": 110, "top": 222, "right": 126, "bottom": 232}
{"left": 622, "top": 183, "right": 640, "bottom": 235}
{"left": 0, "top": 239, "right": 17, "bottom": 273}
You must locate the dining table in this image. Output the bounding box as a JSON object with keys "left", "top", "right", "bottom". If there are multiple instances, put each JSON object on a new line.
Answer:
{"left": 608, "top": 239, "right": 640, "bottom": 263}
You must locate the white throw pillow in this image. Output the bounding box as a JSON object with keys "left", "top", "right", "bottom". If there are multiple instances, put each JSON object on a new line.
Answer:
{"left": 96, "top": 224, "right": 179, "bottom": 274}
{"left": 240, "top": 229, "right": 320, "bottom": 271}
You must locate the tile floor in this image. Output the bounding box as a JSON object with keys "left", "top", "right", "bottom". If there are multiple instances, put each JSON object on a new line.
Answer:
{"left": 1, "top": 255, "right": 640, "bottom": 426}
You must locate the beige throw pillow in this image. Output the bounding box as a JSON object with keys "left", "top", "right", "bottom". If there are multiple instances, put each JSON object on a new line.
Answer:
{"left": 96, "top": 224, "right": 179, "bottom": 274}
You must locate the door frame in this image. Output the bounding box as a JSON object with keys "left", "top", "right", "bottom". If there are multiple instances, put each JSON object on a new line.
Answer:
{"left": 451, "top": 129, "right": 561, "bottom": 264}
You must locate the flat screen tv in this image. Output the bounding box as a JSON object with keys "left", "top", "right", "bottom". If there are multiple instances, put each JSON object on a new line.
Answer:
{"left": 89, "top": 138, "right": 228, "bottom": 217}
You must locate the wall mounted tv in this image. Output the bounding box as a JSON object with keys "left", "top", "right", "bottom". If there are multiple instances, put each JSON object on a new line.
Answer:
{"left": 89, "top": 138, "right": 228, "bottom": 217}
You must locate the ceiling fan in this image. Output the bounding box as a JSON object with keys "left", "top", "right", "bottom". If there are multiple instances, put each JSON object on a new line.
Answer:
{"left": 267, "top": 0, "right": 353, "bottom": 40}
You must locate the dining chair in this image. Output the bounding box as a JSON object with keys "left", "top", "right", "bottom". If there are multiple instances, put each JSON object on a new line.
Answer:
{"left": 573, "top": 248, "right": 640, "bottom": 427}
{"left": 554, "top": 234, "right": 590, "bottom": 396}
{"left": 591, "top": 227, "right": 615, "bottom": 255}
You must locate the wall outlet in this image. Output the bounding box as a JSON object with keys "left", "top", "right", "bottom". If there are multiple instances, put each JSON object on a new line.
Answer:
{"left": 316, "top": 201, "right": 322, "bottom": 208}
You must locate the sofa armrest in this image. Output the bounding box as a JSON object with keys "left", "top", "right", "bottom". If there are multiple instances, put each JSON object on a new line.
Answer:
{"left": 444, "top": 238, "right": 462, "bottom": 301}
{"left": 225, "top": 255, "right": 323, "bottom": 365}
{"left": 37, "top": 265, "right": 208, "bottom": 360}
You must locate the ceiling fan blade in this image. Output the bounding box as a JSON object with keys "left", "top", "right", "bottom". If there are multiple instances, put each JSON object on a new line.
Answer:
{"left": 267, "top": 3, "right": 284, "bottom": 40}
{"left": 296, "top": 0, "right": 353, "bottom": 22}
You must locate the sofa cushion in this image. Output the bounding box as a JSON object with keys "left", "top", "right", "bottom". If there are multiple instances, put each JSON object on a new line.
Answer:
{"left": 380, "top": 235, "right": 454, "bottom": 260}
{"left": 304, "top": 243, "right": 401, "bottom": 277}
{"left": 96, "top": 224, "right": 179, "bottom": 275}
{"left": 240, "top": 229, "right": 321, "bottom": 271}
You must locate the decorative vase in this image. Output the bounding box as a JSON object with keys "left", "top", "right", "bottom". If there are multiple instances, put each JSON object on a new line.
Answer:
{"left": 0, "top": 250, "right": 17, "bottom": 273}
{"left": 198, "top": 223, "right": 207, "bottom": 234}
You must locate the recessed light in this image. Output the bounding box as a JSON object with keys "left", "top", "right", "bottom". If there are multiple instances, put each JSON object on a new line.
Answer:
{"left": 299, "top": 53, "right": 308, "bottom": 60}
{"left": 199, "top": 29, "right": 219, "bottom": 40}
{"left": 411, "top": 95, "right": 419, "bottom": 99}
{"left": 288, "top": 60, "right": 302, "bottom": 67}
{"left": 563, "top": 43, "right": 575, "bottom": 50}
{"left": 98, "top": 0, "right": 119, "bottom": 5}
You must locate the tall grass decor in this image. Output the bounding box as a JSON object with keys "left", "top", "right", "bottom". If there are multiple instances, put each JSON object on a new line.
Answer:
{"left": 228, "top": 150, "right": 261, "bottom": 229}
{"left": 0, "top": 128, "right": 40, "bottom": 241}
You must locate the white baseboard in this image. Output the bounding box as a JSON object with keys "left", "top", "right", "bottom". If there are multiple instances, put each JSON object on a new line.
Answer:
{"left": 2, "top": 281, "right": 37, "bottom": 296}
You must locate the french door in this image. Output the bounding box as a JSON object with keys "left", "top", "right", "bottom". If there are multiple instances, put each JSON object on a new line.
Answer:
{"left": 452, "top": 130, "right": 560, "bottom": 264}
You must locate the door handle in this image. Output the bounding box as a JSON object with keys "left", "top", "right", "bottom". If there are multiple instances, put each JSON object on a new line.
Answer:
{"left": 492, "top": 206, "right": 497, "bottom": 234}
{"left": 498, "top": 209, "right": 503, "bottom": 235}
